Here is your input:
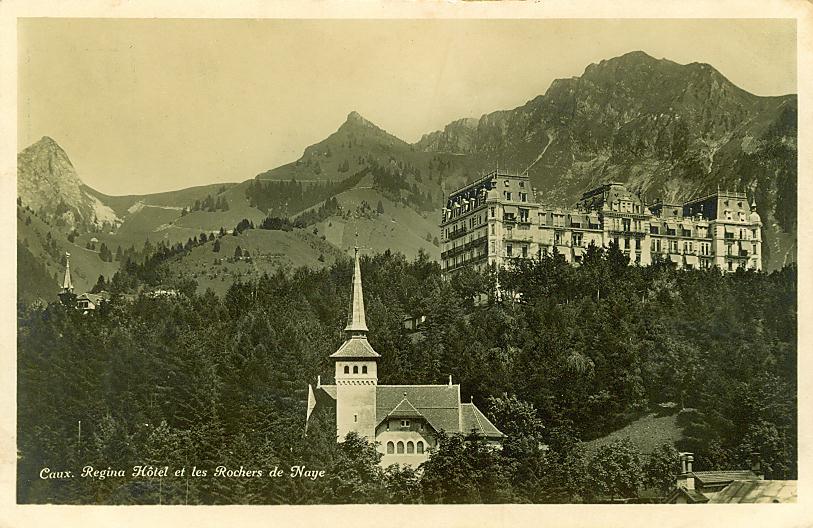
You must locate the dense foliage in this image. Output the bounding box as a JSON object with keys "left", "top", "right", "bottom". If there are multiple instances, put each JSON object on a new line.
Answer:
{"left": 17, "top": 247, "right": 796, "bottom": 503}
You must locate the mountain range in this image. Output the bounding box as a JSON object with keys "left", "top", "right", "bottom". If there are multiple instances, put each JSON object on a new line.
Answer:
{"left": 17, "top": 51, "right": 797, "bottom": 303}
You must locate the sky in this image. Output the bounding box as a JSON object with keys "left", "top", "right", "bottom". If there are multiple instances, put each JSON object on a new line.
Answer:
{"left": 18, "top": 18, "right": 797, "bottom": 196}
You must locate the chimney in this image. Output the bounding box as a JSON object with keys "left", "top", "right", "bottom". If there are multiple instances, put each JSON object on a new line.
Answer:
{"left": 750, "top": 452, "right": 764, "bottom": 480}
{"left": 448, "top": 375, "right": 453, "bottom": 386}
{"left": 677, "top": 452, "right": 695, "bottom": 491}
{"left": 317, "top": 375, "right": 321, "bottom": 388}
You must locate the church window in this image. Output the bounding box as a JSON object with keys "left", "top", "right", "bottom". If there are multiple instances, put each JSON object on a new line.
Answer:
{"left": 344, "top": 366, "right": 349, "bottom": 374}
{"left": 397, "top": 441, "right": 404, "bottom": 454}
{"left": 353, "top": 366, "right": 358, "bottom": 374}
{"left": 401, "top": 419, "right": 410, "bottom": 428}
{"left": 417, "top": 441, "right": 424, "bottom": 454}
{"left": 387, "top": 442, "right": 394, "bottom": 454}
{"left": 407, "top": 441, "right": 414, "bottom": 454}
{"left": 354, "top": 414, "right": 357, "bottom": 422}
{"left": 362, "top": 365, "right": 368, "bottom": 374}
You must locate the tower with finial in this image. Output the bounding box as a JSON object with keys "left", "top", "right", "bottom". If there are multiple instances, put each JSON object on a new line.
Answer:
{"left": 58, "top": 252, "right": 75, "bottom": 305}
{"left": 331, "top": 245, "right": 380, "bottom": 441}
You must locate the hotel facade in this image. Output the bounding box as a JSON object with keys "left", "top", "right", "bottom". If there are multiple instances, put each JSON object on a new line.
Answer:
{"left": 440, "top": 170, "right": 763, "bottom": 275}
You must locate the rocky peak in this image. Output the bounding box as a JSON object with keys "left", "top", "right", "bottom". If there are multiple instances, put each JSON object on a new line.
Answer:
{"left": 345, "top": 111, "right": 376, "bottom": 128}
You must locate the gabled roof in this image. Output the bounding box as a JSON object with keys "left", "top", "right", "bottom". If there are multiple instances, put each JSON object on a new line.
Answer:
{"left": 461, "top": 403, "right": 504, "bottom": 438}
{"left": 309, "top": 384, "right": 505, "bottom": 438}
{"left": 330, "top": 336, "right": 380, "bottom": 359}
{"left": 387, "top": 396, "right": 423, "bottom": 418}
{"left": 376, "top": 385, "right": 461, "bottom": 433}
{"left": 709, "top": 480, "right": 797, "bottom": 503}
{"left": 693, "top": 470, "right": 760, "bottom": 486}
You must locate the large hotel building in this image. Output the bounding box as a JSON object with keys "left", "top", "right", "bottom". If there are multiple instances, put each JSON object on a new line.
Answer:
{"left": 440, "top": 170, "right": 763, "bottom": 275}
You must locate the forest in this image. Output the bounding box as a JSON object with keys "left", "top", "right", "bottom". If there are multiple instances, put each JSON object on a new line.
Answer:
{"left": 17, "top": 246, "right": 796, "bottom": 503}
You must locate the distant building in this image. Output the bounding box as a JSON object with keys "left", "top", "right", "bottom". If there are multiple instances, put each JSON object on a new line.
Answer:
{"left": 57, "top": 252, "right": 109, "bottom": 312}
{"left": 306, "top": 248, "right": 503, "bottom": 467}
{"left": 665, "top": 452, "right": 796, "bottom": 504}
{"left": 440, "top": 170, "right": 763, "bottom": 275}
{"left": 76, "top": 292, "right": 109, "bottom": 311}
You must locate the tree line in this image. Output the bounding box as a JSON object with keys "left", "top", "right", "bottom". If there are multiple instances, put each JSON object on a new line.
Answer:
{"left": 17, "top": 246, "right": 796, "bottom": 503}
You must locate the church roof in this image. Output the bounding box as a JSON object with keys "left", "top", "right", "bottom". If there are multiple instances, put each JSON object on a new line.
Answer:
{"left": 344, "top": 247, "right": 368, "bottom": 334}
{"left": 309, "top": 384, "right": 504, "bottom": 438}
{"left": 330, "top": 335, "right": 381, "bottom": 359}
{"left": 376, "top": 385, "right": 461, "bottom": 433}
{"left": 461, "top": 403, "right": 504, "bottom": 438}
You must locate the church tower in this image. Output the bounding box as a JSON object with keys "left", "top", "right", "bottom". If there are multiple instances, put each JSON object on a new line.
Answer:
{"left": 331, "top": 247, "right": 379, "bottom": 441}
{"left": 58, "top": 252, "right": 75, "bottom": 305}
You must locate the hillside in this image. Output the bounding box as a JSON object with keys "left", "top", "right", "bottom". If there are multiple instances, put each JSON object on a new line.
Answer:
{"left": 163, "top": 228, "right": 347, "bottom": 296}
{"left": 416, "top": 51, "right": 797, "bottom": 270}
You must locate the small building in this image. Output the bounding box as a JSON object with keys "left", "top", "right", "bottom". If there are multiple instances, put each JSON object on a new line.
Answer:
{"left": 665, "top": 452, "right": 796, "bottom": 504}
{"left": 306, "top": 248, "right": 504, "bottom": 467}
{"left": 76, "top": 292, "right": 109, "bottom": 311}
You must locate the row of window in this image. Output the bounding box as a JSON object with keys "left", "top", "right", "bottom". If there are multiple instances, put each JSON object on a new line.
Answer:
{"left": 386, "top": 440, "right": 425, "bottom": 455}
{"left": 343, "top": 365, "right": 368, "bottom": 375}
{"left": 502, "top": 191, "right": 528, "bottom": 202}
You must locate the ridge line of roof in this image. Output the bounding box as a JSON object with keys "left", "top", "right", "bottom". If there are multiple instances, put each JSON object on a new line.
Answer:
{"left": 469, "top": 402, "right": 503, "bottom": 435}
{"left": 470, "top": 403, "right": 486, "bottom": 434}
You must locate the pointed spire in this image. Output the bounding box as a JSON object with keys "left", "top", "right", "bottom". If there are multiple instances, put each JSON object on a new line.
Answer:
{"left": 61, "top": 252, "right": 73, "bottom": 292}
{"left": 344, "top": 246, "right": 368, "bottom": 335}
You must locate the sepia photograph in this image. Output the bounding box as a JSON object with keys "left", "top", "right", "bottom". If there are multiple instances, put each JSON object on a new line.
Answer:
{"left": 7, "top": 8, "right": 803, "bottom": 517}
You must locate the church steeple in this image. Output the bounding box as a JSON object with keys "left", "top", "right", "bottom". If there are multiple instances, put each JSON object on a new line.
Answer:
{"left": 331, "top": 245, "right": 379, "bottom": 442}
{"left": 344, "top": 247, "right": 369, "bottom": 336}
{"left": 61, "top": 252, "right": 74, "bottom": 293}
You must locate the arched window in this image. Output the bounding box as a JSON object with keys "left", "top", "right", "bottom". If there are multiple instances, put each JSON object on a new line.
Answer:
{"left": 397, "top": 441, "right": 404, "bottom": 454}
{"left": 407, "top": 441, "right": 414, "bottom": 454}
{"left": 386, "top": 442, "right": 394, "bottom": 454}
{"left": 417, "top": 441, "right": 424, "bottom": 454}
{"left": 343, "top": 366, "right": 349, "bottom": 374}
{"left": 362, "top": 365, "right": 368, "bottom": 374}
{"left": 353, "top": 365, "right": 358, "bottom": 374}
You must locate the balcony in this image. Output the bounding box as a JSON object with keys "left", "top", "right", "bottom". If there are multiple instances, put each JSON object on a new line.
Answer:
{"left": 447, "top": 226, "right": 468, "bottom": 241}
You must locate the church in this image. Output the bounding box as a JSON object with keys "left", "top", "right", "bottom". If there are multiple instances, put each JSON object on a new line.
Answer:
{"left": 306, "top": 248, "right": 503, "bottom": 467}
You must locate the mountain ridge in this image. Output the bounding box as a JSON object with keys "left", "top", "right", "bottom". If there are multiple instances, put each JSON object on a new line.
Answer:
{"left": 16, "top": 50, "right": 797, "bottom": 303}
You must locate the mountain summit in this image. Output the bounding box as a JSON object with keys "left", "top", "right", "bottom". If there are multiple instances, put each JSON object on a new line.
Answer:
{"left": 17, "top": 136, "right": 118, "bottom": 228}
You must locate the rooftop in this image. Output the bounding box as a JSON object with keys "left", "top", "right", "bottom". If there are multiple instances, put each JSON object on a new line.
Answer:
{"left": 329, "top": 336, "right": 381, "bottom": 359}
{"left": 709, "top": 479, "right": 797, "bottom": 503}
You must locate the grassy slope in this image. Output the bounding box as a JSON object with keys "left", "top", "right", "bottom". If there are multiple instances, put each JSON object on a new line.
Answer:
{"left": 164, "top": 228, "right": 347, "bottom": 296}
{"left": 83, "top": 182, "right": 238, "bottom": 216}
{"left": 313, "top": 182, "right": 440, "bottom": 260}
{"left": 581, "top": 410, "right": 684, "bottom": 455}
